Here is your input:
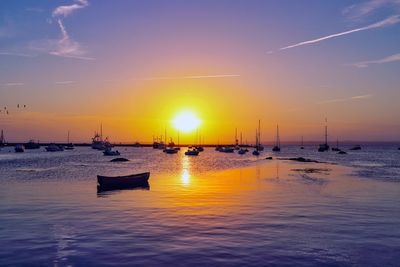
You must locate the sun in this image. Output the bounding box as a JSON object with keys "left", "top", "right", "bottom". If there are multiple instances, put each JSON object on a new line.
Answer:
{"left": 172, "top": 110, "right": 201, "bottom": 133}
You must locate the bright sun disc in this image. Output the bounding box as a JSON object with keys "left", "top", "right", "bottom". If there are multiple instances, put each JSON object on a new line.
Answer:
{"left": 172, "top": 111, "right": 201, "bottom": 133}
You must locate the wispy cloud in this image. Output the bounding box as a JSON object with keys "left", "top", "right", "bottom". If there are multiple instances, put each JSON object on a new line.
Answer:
{"left": 4, "top": 82, "right": 25, "bottom": 87}
{"left": 0, "top": 52, "right": 36, "bottom": 58}
{"left": 318, "top": 94, "right": 373, "bottom": 104}
{"left": 353, "top": 53, "right": 400, "bottom": 67}
{"left": 343, "top": 0, "right": 400, "bottom": 21}
{"left": 53, "top": 0, "right": 89, "bottom": 17}
{"left": 134, "top": 74, "right": 240, "bottom": 81}
{"left": 279, "top": 15, "right": 400, "bottom": 51}
{"left": 55, "top": 81, "right": 76, "bottom": 85}
{"left": 48, "top": 0, "right": 93, "bottom": 60}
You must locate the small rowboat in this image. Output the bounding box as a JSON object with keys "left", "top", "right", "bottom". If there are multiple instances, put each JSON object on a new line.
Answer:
{"left": 97, "top": 172, "right": 150, "bottom": 191}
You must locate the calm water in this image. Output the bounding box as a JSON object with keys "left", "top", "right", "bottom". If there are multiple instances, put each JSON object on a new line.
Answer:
{"left": 0, "top": 145, "right": 399, "bottom": 266}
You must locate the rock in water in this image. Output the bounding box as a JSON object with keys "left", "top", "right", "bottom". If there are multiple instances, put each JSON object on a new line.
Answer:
{"left": 110, "top": 157, "right": 129, "bottom": 162}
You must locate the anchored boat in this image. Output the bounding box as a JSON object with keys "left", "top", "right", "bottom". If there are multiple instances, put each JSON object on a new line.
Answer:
{"left": 97, "top": 172, "right": 150, "bottom": 191}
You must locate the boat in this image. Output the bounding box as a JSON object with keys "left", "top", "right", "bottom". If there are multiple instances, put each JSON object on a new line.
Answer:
{"left": 132, "top": 142, "right": 141, "bottom": 147}
{"left": 0, "top": 130, "right": 5, "bottom": 147}
{"left": 253, "top": 123, "right": 261, "bottom": 156}
{"left": 103, "top": 147, "right": 120, "bottom": 156}
{"left": 164, "top": 147, "right": 178, "bottom": 154}
{"left": 65, "top": 131, "right": 74, "bottom": 150}
{"left": 14, "top": 144, "right": 24, "bottom": 153}
{"left": 332, "top": 138, "right": 340, "bottom": 151}
{"left": 255, "top": 120, "right": 264, "bottom": 151}
{"left": 318, "top": 119, "right": 330, "bottom": 152}
{"left": 350, "top": 145, "right": 361, "bottom": 151}
{"left": 24, "top": 140, "right": 40, "bottom": 149}
{"left": 196, "top": 146, "right": 204, "bottom": 152}
{"left": 153, "top": 141, "right": 166, "bottom": 149}
{"left": 97, "top": 172, "right": 150, "bottom": 191}
{"left": 300, "top": 136, "right": 304, "bottom": 149}
{"left": 238, "top": 148, "right": 247, "bottom": 155}
{"left": 185, "top": 148, "right": 199, "bottom": 156}
{"left": 91, "top": 124, "right": 112, "bottom": 150}
{"left": 45, "top": 143, "right": 64, "bottom": 152}
{"left": 272, "top": 124, "right": 281, "bottom": 152}
{"left": 219, "top": 146, "right": 234, "bottom": 153}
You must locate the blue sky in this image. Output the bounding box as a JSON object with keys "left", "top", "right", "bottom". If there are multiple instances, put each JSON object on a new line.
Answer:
{"left": 0, "top": 0, "right": 400, "bottom": 142}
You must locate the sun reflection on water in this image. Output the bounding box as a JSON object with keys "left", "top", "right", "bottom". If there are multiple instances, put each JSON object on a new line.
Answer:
{"left": 181, "top": 154, "right": 191, "bottom": 186}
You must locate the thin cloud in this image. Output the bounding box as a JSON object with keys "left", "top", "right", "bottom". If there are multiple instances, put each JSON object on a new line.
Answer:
{"left": 134, "top": 74, "right": 240, "bottom": 81}
{"left": 343, "top": 0, "right": 400, "bottom": 21}
{"left": 353, "top": 53, "right": 400, "bottom": 67}
{"left": 53, "top": 0, "right": 88, "bottom": 17}
{"left": 4, "top": 82, "right": 25, "bottom": 87}
{"left": 279, "top": 15, "right": 400, "bottom": 51}
{"left": 0, "top": 52, "right": 36, "bottom": 58}
{"left": 55, "top": 81, "right": 76, "bottom": 85}
{"left": 49, "top": 1, "right": 93, "bottom": 60}
{"left": 318, "top": 94, "right": 373, "bottom": 104}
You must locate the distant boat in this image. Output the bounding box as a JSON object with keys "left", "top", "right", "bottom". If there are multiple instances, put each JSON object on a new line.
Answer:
{"left": 219, "top": 146, "right": 235, "bottom": 153}
{"left": 253, "top": 120, "right": 262, "bottom": 156}
{"left": 300, "top": 136, "right": 304, "bottom": 149}
{"left": 45, "top": 144, "right": 64, "bottom": 152}
{"left": 272, "top": 124, "right": 281, "bottom": 152}
{"left": 103, "top": 147, "right": 120, "bottom": 156}
{"left": 196, "top": 146, "right": 204, "bottom": 152}
{"left": 332, "top": 138, "right": 340, "bottom": 151}
{"left": 164, "top": 147, "right": 178, "bottom": 154}
{"left": 0, "top": 130, "right": 6, "bottom": 147}
{"left": 14, "top": 144, "right": 24, "bottom": 153}
{"left": 255, "top": 120, "right": 264, "bottom": 151}
{"left": 185, "top": 148, "right": 199, "bottom": 156}
{"left": 97, "top": 172, "right": 150, "bottom": 191}
{"left": 350, "top": 145, "right": 361, "bottom": 151}
{"left": 92, "top": 124, "right": 112, "bottom": 150}
{"left": 24, "top": 140, "right": 40, "bottom": 149}
{"left": 318, "top": 119, "right": 330, "bottom": 152}
{"left": 153, "top": 141, "right": 166, "bottom": 149}
{"left": 65, "top": 131, "right": 74, "bottom": 150}
{"left": 238, "top": 148, "right": 247, "bottom": 155}
{"left": 132, "top": 142, "right": 141, "bottom": 147}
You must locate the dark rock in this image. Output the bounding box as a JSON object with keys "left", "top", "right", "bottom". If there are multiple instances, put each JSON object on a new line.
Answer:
{"left": 283, "top": 157, "right": 321, "bottom": 163}
{"left": 110, "top": 157, "right": 129, "bottom": 162}
{"left": 265, "top": 157, "right": 273, "bottom": 160}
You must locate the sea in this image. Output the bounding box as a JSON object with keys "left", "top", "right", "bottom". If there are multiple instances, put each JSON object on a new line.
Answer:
{"left": 0, "top": 143, "right": 399, "bottom": 266}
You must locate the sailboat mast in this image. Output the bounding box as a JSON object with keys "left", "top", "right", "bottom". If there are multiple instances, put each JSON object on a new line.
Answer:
{"left": 100, "top": 123, "right": 103, "bottom": 141}
{"left": 325, "top": 118, "right": 328, "bottom": 145}
{"left": 277, "top": 125, "right": 280, "bottom": 147}
{"left": 240, "top": 132, "right": 243, "bottom": 146}
{"left": 235, "top": 128, "right": 238, "bottom": 146}
{"left": 67, "top": 131, "right": 70, "bottom": 143}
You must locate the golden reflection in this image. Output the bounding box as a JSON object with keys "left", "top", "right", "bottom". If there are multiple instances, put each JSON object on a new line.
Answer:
{"left": 181, "top": 154, "right": 191, "bottom": 186}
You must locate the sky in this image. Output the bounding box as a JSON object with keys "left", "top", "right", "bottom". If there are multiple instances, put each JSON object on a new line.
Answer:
{"left": 0, "top": 0, "right": 400, "bottom": 143}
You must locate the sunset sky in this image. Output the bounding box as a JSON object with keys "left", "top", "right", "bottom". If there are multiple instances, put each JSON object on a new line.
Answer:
{"left": 1, "top": 0, "right": 400, "bottom": 143}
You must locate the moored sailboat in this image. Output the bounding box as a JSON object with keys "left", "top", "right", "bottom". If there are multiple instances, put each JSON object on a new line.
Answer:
{"left": 318, "top": 119, "right": 329, "bottom": 152}
{"left": 272, "top": 124, "right": 281, "bottom": 152}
